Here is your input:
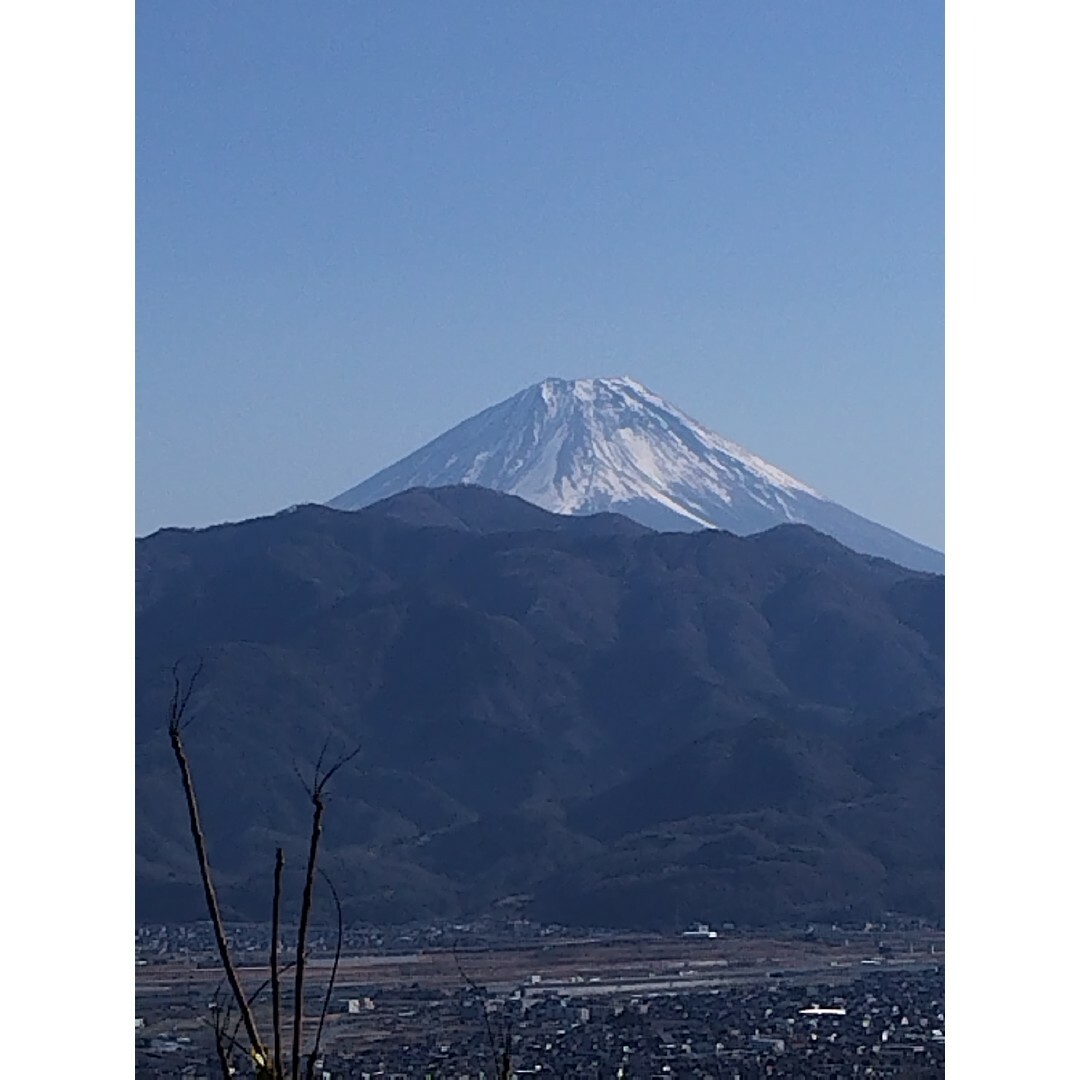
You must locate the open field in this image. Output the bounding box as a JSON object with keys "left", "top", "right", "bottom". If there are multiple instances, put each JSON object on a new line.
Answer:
{"left": 137, "top": 929, "right": 943, "bottom": 1042}
{"left": 138, "top": 928, "right": 944, "bottom": 995}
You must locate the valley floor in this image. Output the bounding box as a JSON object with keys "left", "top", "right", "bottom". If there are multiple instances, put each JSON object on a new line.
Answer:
{"left": 136, "top": 927, "right": 945, "bottom": 1077}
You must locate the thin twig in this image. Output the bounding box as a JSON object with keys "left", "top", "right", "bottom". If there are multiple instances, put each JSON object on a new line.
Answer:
{"left": 169, "top": 657, "right": 204, "bottom": 732}
{"left": 213, "top": 1004, "right": 233, "bottom": 1079}
{"left": 293, "top": 762, "right": 311, "bottom": 797}
{"left": 313, "top": 737, "right": 331, "bottom": 785}
{"left": 291, "top": 744, "right": 359, "bottom": 1080}
{"left": 319, "top": 744, "right": 362, "bottom": 789}
{"left": 225, "top": 958, "right": 298, "bottom": 1060}
{"left": 207, "top": 986, "right": 233, "bottom": 1080}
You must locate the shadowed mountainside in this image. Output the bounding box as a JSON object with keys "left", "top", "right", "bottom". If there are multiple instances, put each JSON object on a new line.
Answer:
{"left": 136, "top": 485, "right": 943, "bottom": 929}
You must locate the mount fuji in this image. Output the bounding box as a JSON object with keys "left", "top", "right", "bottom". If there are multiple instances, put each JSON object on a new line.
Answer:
{"left": 329, "top": 376, "right": 943, "bottom": 573}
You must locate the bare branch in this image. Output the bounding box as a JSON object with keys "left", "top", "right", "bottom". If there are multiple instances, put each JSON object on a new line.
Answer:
{"left": 231, "top": 960, "right": 298, "bottom": 1031}
{"left": 168, "top": 657, "right": 205, "bottom": 734}
{"left": 166, "top": 668, "right": 359, "bottom": 1080}
{"left": 226, "top": 1007, "right": 247, "bottom": 1068}
{"left": 317, "top": 744, "right": 362, "bottom": 793}
{"left": 501, "top": 1025, "right": 513, "bottom": 1080}
{"left": 305, "top": 870, "right": 344, "bottom": 1080}
{"left": 254, "top": 960, "right": 298, "bottom": 1007}
{"left": 291, "top": 743, "right": 358, "bottom": 1079}
{"left": 166, "top": 661, "right": 269, "bottom": 1072}
{"left": 291, "top": 788, "right": 324, "bottom": 1080}
{"left": 312, "top": 736, "right": 331, "bottom": 788}
{"left": 212, "top": 956, "right": 302, "bottom": 1069}
{"left": 454, "top": 945, "right": 502, "bottom": 1079}
{"left": 177, "top": 657, "right": 203, "bottom": 726}
{"left": 211, "top": 997, "right": 234, "bottom": 1079}
{"left": 271, "top": 847, "right": 285, "bottom": 1080}
{"left": 169, "top": 662, "right": 181, "bottom": 723}
{"left": 293, "top": 761, "right": 313, "bottom": 799}
{"left": 202, "top": 988, "right": 241, "bottom": 1079}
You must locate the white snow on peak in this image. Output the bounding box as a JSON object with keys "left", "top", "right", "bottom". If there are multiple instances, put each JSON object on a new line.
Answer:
{"left": 330, "top": 375, "right": 824, "bottom": 532}
{"left": 326, "top": 373, "right": 945, "bottom": 573}
{"left": 517, "top": 376, "right": 819, "bottom": 506}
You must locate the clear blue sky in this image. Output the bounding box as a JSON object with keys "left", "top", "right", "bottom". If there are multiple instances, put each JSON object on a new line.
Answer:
{"left": 137, "top": 1, "right": 943, "bottom": 547}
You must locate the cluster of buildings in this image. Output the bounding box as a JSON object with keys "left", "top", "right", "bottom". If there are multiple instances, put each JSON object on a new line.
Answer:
{"left": 137, "top": 968, "right": 942, "bottom": 1078}
{"left": 314, "top": 968, "right": 944, "bottom": 1078}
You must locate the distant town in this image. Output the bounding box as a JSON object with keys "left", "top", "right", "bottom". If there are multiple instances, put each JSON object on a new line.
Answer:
{"left": 137, "top": 917, "right": 944, "bottom": 1078}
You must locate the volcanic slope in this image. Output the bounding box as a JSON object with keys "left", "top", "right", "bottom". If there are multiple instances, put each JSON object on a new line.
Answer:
{"left": 329, "top": 377, "right": 943, "bottom": 573}
{"left": 136, "top": 487, "right": 944, "bottom": 928}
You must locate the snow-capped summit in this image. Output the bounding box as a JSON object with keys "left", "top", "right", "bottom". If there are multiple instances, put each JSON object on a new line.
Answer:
{"left": 328, "top": 376, "right": 943, "bottom": 572}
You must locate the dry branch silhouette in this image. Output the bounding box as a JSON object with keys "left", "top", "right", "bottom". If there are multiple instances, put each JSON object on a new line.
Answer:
{"left": 165, "top": 659, "right": 358, "bottom": 1079}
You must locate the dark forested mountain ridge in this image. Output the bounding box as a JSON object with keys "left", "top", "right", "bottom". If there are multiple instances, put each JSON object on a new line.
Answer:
{"left": 136, "top": 486, "right": 944, "bottom": 928}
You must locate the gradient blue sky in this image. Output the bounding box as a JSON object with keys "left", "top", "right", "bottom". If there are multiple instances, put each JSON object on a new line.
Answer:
{"left": 137, "top": 1, "right": 943, "bottom": 547}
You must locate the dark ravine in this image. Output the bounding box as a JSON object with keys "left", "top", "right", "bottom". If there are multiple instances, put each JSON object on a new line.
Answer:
{"left": 136, "top": 486, "right": 943, "bottom": 929}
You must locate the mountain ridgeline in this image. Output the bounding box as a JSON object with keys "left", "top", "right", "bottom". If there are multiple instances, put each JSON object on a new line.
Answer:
{"left": 329, "top": 377, "right": 944, "bottom": 574}
{"left": 136, "top": 486, "right": 944, "bottom": 929}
